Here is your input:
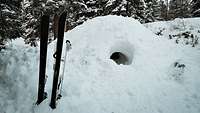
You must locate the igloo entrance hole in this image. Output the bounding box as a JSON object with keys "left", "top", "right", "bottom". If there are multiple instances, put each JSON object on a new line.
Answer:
{"left": 110, "top": 52, "right": 129, "bottom": 65}
{"left": 109, "top": 41, "right": 134, "bottom": 65}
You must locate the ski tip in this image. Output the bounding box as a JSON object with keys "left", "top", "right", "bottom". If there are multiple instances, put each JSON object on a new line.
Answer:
{"left": 66, "top": 40, "right": 70, "bottom": 43}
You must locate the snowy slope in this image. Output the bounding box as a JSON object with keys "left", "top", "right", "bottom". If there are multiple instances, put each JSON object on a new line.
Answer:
{"left": 0, "top": 16, "right": 200, "bottom": 113}
{"left": 144, "top": 18, "right": 200, "bottom": 47}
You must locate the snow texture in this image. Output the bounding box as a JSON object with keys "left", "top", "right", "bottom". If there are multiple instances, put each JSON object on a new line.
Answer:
{"left": 0, "top": 16, "right": 200, "bottom": 113}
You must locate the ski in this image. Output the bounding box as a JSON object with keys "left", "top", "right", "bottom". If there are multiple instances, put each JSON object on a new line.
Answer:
{"left": 57, "top": 40, "right": 71, "bottom": 100}
{"left": 50, "top": 12, "right": 67, "bottom": 109}
{"left": 36, "top": 15, "right": 50, "bottom": 105}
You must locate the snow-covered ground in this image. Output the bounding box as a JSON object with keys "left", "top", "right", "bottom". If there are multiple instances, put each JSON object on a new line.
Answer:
{"left": 144, "top": 18, "right": 200, "bottom": 47}
{"left": 0, "top": 16, "right": 200, "bottom": 113}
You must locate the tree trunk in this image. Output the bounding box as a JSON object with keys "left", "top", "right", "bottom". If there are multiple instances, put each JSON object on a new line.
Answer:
{"left": 165, "top": 0, "right": 168, "bottom": 20}
{"left": 53, "top": 14, "right": 59, "bottom": 40}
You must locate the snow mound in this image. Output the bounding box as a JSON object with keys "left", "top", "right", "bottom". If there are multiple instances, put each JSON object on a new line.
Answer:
{"left": 0, "top": 16, "right": 200, "bottom": 113}
{"left": 62, "top": 16, "right": 200, "bottom": 113}
{"left": 65, "top": 16, "right": 160, "bottom": 66}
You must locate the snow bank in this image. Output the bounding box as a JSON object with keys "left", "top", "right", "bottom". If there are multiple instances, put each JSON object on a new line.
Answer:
{"left": 0, "top": 38, "right": 39, "bottom": 113}
{"left": 144, "top": 18, "right": 200, "bottom": 47}
{"left": 0, "top": 16, "right": 200, "bottom": 113}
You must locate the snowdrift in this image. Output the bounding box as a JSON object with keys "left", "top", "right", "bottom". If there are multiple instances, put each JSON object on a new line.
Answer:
{"left": 0, "top": 16, "right": 200, "bottom": 113}
{"left": 144, "top": 18, "right": 200, "bottom": 47}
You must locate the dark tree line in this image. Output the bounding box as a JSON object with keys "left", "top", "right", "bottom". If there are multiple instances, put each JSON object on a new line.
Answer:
{"left": 0, "top": 0, "right": 23, "bottom": 43}
{"left": 0, "top": 0, "right": 200, "bottom": 44}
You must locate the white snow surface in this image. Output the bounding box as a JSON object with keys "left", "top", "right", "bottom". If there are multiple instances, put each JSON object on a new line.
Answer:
{"left": 0, "top": 15, "right": 200, "bottom": 113}
{"left": 144, "top": 17, "right": 200, "bottom": 39}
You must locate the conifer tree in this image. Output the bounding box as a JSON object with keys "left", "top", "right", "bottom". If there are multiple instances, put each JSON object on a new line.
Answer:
{"left": 191, "top": 0, "right": 200, "bottom": 17}
{"left": 168, "top": 0, "right": 191, "bottom": 19}
{"left": 0, "top": 0, "right": 23, "bottom": 43}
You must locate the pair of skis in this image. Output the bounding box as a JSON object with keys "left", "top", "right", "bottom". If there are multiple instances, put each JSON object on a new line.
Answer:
{"left": 36, "top": 12, "right": 70, "bottom": 109}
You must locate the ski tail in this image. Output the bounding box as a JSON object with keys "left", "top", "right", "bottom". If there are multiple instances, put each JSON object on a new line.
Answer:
{"left": 36, "top": 15, "right": 50, "bottom": 105}
{"left": 50, "top": 12, "right": 67, "bottom": 109}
